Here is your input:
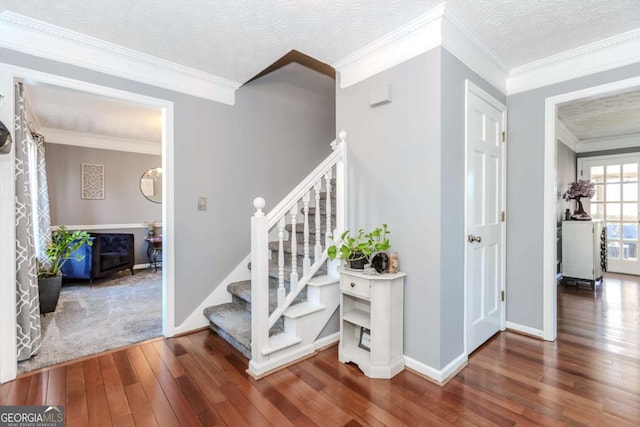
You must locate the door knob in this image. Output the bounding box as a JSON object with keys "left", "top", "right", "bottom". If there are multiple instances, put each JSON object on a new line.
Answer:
{"left": 468, "top": 234, "right": 482, "bottom": 243}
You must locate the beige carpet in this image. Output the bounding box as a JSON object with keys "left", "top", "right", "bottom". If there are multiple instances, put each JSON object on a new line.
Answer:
{"left": 18, "top": 269, "right": 162, "bottom": 374}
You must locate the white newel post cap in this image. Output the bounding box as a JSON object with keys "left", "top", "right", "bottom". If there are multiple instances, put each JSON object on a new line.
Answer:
{"left": 332, "top": 130, "right": 347, "bottom": 150}
{"left": 253, "top": 197, "right": 266, "bottom": 216}
{"left": 338, "top": 130, "right": 347, "bottom": 144}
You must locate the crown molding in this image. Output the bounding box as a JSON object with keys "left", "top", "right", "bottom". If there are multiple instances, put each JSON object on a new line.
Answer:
{"left": 0, "top": 11, "right": 241, "bottom": 105}
{"left": 575, "top": 133, "right": 640, "bottom": 153}
{"left": 507, "top": 27, "right": 640, "bottom": 95}
{"left": 332, "top": 3, "right": 508, "bottom": 93}
{"left": 333, "top": 3, "right": 445, "bottom": 89}
{"left": 41, "top": 127, "right": 161, "bottom": 155}
{"left": 440, "top": 7, "right": 508, "bottom": 93}
{"left": 555, "top": 119, "right": 578, "bottom": 152}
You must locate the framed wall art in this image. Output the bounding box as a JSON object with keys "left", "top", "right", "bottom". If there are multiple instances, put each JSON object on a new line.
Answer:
{"left": 81, "top": 163, "right": 105, "bottom": 199}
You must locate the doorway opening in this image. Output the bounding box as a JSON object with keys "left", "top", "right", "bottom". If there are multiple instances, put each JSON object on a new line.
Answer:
{"left": 0, "top": 64, "right": 175, "bottom": 382}
{"left": 545, "top": 75, "right": 640, "bottom": 341}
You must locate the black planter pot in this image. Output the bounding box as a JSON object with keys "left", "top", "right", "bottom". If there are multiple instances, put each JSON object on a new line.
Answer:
{"left": 38, "top": 276, "right": 62, "bottom": 314}
{"left": 348, "top": 252, "right": 367, "bottom": 269}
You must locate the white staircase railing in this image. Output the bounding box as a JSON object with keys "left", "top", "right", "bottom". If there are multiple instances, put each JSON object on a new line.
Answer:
{"left": 249, "top": 131, "right": 347, "bottom": 375}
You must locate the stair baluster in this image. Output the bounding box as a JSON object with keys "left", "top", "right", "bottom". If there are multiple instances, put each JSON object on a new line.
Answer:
{"left": 277, "top": 217, "right": 286, "bottom": 307}
{"left": 289, "top": 204, "right": 299, "bottom": 290}
{"left": 324, "top": 170, "right": 333, "bottom": 271}
{"left": 314, "top": 181, "right": 322, "bottom": 262}
{"left": 302, "top": 191, "right": 311, "bottom": 277}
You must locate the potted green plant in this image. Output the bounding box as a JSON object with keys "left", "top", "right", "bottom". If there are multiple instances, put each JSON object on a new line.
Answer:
{"left": 327, "top": 224, "right": 390, "bottom": 269}
{"left": 37, "top": 226, "right": 92, "bottom": 314}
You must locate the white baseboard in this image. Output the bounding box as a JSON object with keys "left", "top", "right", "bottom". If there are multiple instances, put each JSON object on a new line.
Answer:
{"left": 506, "top": 321, "right": 544, "bottom": 338}
{"left": 173, "top": 254, "right": 250, "bottom": 335}
{"left": 134, "top": 263, "right": 151, "bottom": 270}
{"left": 314, "top": 332, "right": 339, "bottom": 350}
{"left": 404, "top": 352, "right": 467, "bottom": 384}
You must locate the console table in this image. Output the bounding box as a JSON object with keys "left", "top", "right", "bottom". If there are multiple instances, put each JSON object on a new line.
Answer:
{"left": 338, "top": 267, "right": 406, "bottom": 378}
{"left": 145, "top": 236, "right": 162, "bottom": 272}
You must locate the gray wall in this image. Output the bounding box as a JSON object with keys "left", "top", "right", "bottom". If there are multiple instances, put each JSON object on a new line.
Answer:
{"left": 336, "top": 47, "right": 504, "bottom": 370}
{"left": 507, "top": 62, "right": 640, "bottom": 330}
{"left": 46, "top": 144, "right": 162, "bottom": 266}
{"left": 1, "top": 49, "right": 335, "bottom": 324}
{"left": 46, "top": 144, "right": 161, "bottom": 225}
{"left": 556, "top": 141, "right": 576, "bottom": 273}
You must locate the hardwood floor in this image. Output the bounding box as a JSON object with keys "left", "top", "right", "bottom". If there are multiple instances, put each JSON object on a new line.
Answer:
{"left": 2, "top": 274, "right": 639, "bottom": 426}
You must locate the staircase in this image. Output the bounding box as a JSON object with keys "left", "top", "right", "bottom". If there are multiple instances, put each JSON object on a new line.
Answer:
{"left": 203, "top": 132, "right": 347, "bottom": 378}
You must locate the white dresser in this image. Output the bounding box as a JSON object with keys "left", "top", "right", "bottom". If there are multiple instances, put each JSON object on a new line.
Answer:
{"left": 338, "top": 268, "right": 406, "bottom": 379}
{"left": 561, "top": 220, "right": 605, "bottom": 284}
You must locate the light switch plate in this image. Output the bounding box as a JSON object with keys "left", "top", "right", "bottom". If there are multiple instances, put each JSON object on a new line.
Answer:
{"left": 197, "top": 197, "right": 207, "bottom": 211}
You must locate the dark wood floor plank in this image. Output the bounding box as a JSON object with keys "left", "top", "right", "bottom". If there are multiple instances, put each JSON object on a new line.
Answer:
{"left": 98, "top": 354, "right": 131, "bottom": 420}
{"left": 124, "top": 382, "right": 158, "bottom": 427}
{"left": 126, "top": 346, "right": 181, "bottom": 427}
{"left": 214, "top": 399, "right": 252, "bottom": 427}
{"left": 112, "top": 349, "right": 139, "bottom": 387}
{"left": 268, "top": 369, "right": 344, "bottom": 427}
{"left": 275, "top": 368, "right": 355, "bottom": 425}
{"left": 66, "top": 363, "right": 89, "bottom": 427}
{"left": 175, "top": 374, "right": 221, "bottom": 426}
{"left": 140, "top": 342, "right": 205, "bottom": 427}
{"left": 24, "top": 371, "right": 47, "bottom": 406}
{"left": 151, "top": 340, "right": 187, "bottom": 379}
{"left": 83, "top": 358, "right": 113, "bottom": 427}
{"left": 45, "top": 366, "right": 66, "bottom": 406}
{"left": 176, "top": 352, "right": 228, "bottom": 404}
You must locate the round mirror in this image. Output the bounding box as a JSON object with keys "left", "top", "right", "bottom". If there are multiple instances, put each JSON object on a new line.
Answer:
{"left": 140, "top": 167, "right": 162, "bottom": 203}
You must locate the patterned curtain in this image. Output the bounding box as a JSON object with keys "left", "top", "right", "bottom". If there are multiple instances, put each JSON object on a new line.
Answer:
{"left": 15, "top": 82, "right": 41, "bottom": 361}
{"left": 30, "top": 132, "right": 51, "bottom": 260}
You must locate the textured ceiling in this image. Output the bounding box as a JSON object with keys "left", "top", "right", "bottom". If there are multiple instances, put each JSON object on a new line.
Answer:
{"left": 2, "top": 0, "right": 640, "bottom": 84}
{"left": 449, "top": 0, "right": 640, "bottom": 67}
{"left": 558, "top": 89, "right": 640, "bottom": 141}
{"left": 25, "top": 83, "right": 161, "bottom": 143}
{"left": 5, "top": 1, "right": 640, "bottom": 144}
{"left": 0, "top": 0, "right": 437, "bottom": 83}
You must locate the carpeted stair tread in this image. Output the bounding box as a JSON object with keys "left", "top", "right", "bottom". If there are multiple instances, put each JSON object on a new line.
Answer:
{"left": 227, "top": 278, "right": 307, "bottom": 313}
{"left": 268, "top": 258, "right": 326, "bottom": 280}
{"left": 204, "top": 303, "right": 251, "bottom": 358}
{"left": 269, "top": 241, "right": 325, "bottom": 257}
{"left": 204, "top": 302, "right": 288, "bottom": 359}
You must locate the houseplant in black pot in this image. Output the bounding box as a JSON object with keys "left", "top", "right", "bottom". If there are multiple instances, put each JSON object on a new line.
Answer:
{"left": 37, "top": 226, "right": 92, "bottom": 314}
{"left": 327, "top": 224, "right": 390, "bottom": 270}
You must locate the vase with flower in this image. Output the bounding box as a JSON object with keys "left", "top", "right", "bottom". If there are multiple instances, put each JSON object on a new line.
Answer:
{"left": 563, "top": 179, "right": 596, "bottom": 221}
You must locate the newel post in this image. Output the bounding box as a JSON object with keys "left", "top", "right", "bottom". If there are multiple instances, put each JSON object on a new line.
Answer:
{"left": 250, "top": 197, "right": 269, "bottom": 364}
{"left": 329, "top": 130, "right": 347, "bottom": 278}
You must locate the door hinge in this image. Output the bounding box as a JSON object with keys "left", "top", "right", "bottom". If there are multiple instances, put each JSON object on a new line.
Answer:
{"left": 501, "top": 290, "right": 505, "bottom": 302}
{"left": 500, "top": 211, "right": 505, "bottom": 222}
{"left": 501, "top": 131, "right": 506, "bottom": 142}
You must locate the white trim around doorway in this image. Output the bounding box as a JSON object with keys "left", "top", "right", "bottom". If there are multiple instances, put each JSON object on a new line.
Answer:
{"left": 543, "top": 75, "right": 640, "bottom": 342}
{"left": 0, "top": 64, "right": 175, "bottom": 383}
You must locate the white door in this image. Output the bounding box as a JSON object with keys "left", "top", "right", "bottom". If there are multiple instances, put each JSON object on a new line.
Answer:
{"left": 579, "top": 155, "right": 640, "bottom": 275}
{"left": 465, "top": 81, "right": 506, "bottom": 354}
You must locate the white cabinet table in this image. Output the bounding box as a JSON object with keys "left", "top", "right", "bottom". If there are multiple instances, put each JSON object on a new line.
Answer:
{"left": 338, "top": 267, "right": 406, "bottom": 379}
{"left": 561, "top": 220, "right": 605, "bottom": 288}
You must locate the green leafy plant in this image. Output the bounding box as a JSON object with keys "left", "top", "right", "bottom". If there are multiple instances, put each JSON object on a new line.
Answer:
{"left": 327, "top": 224, "right": 390, "bottom": 263}
{"left": 37, "top": 226, "right": 92, "bottom": 278}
